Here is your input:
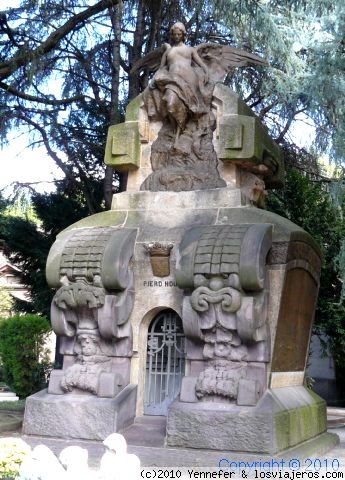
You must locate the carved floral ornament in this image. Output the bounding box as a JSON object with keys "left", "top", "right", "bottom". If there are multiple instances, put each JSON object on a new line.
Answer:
{"left": 144, "top": 242, "right": 174, "bottom": 277}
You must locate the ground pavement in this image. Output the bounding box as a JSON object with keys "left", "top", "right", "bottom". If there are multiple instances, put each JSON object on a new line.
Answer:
{"left": 0, "top": 408, "right": 345, "bottom": 470}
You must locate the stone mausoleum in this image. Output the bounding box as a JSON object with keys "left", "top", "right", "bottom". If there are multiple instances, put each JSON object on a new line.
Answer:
{"left": 23, "top": 30, "right": 337, "bottom": 455}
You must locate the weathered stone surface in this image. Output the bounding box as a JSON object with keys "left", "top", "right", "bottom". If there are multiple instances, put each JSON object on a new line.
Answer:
{"left": 166, "top": 386, "right": 327, "bottom": 453}
{"left": 237, "top": 378, "right": 261, "bottom": 406}
{"left": 45, "top": 227, "right": 136, "bottom": 398}
{"left": 143, "top": 242, "right": 173, "bottom": 277}
{"left": 167, "top": 401, "right": 272, "bottom": 452}
{"left": 104, "top": 122, "right": 140, "bottom": 171}
{"left": 46, "top": 189, "right": 322, "bottom": 422}
{"left": 217, "top": 207, "right": 321, "bottom": 251}
{"left": 175, "top": 223, "right": 271, "bottom": 405}
{"left": 270, "top": 371, "right": 304, "bottom": 388}
{"left": 272, "top": 268, "right": 319, "bottom": 372}
{"left": 23, "top": 385, "right": 137, "bottom": 440}
{"left": 111, "top": 187, "right": 244, "bottom": 211}
{"left": 104, "top": 95, "right": 146, "bottom": 172}
{"left": 106, "top": 36, "right": 280, "bottom": 196}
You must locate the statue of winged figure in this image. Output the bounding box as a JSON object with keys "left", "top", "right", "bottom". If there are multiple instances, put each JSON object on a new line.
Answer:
{"left": 131, "top": 22, "right": 268, "bottom": 192}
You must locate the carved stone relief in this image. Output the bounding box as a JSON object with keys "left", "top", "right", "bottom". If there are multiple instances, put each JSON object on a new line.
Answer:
{"left": 133, "top": 23, "right": 267, "bottom": 193}
{"left": 60, "top": 330, "right": 114, "bottom": 395}
{"left": 144, "top": 242, "right": 173, "bottom": 277}
{"left": 176, "top": 223, "right": 272, "bottom": 405}
{"left": 46, "top": 227, "right": 137, "bottom": 397}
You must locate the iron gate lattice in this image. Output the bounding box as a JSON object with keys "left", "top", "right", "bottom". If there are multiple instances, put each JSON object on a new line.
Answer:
{"left": 144, "top": 310, "right": 185, "bottom": 415}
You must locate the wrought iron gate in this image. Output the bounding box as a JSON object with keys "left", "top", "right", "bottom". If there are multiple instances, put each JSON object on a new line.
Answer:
{"left": 144, "top": 310, "right": 186, "bottom": 415}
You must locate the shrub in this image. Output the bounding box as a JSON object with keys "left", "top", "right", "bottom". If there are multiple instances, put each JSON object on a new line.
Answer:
{"left": 0, "top": 314, "right": 52, "bottom": 398}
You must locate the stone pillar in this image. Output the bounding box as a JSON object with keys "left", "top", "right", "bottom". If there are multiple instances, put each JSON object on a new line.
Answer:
{"left": 23, "top": 228, "right": 138, "bottom": 440}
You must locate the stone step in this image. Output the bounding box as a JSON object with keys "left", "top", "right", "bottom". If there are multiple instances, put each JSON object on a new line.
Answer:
{"left": 0, "top": 392, "right": 19, "bottom": 401}
{"left": 133, "top": 415, "right": 166, "bottom": 425}
{"left": 121, "top": 415, "right": 166, "bottom": 448}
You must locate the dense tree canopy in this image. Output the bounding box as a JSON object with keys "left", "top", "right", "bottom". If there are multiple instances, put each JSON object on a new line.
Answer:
{"left": 0, "top": 190, "right": 89, "bottom": 317}
{"left": 267, "top": 168, "right": 345, "bottom": 383}
{"left": 0, "top": 0, "right": 343, "bottom": 209}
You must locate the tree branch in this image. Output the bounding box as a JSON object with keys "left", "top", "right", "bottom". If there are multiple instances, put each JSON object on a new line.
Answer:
{"left": 276, "top": 108, "right": 308, "bottom": 142}
{"left": 0, "top": 0, "right": 119, "bottom": 81}
{"left": 12, "top": 113, "right": 73, "bottom": 180}
{"left": 0, "top": 80, "right": 83, "bottom": 105}
{"left": 259, "top": 100, "right": 279, "bottom": 118}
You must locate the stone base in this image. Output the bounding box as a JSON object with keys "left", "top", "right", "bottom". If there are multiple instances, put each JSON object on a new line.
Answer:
{"left": 22, "top": 384, "right": 137, "bottom": 440}
{"left": 0, "top": 392, "right": 19, "bottom": 402}
{"left": 166, "top": 386, "right": 327, "bottom": 454}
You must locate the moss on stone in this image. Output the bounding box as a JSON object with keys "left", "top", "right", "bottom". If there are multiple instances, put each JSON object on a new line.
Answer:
{"left": 125, "top": 94, "right": 143, "bottom": 122}
{"left": 61, "top": 211, "right": 127, "bottom": 233}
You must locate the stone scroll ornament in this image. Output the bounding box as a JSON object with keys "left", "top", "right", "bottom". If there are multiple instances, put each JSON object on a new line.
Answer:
{"left": 46, "top": 227, "right": 137, "bottom": 397}
{"left": 176, "top": 224, "right": 272, "bottom": 405}
{"left": 131, "top": 22, "right": 268, "bottom": 192}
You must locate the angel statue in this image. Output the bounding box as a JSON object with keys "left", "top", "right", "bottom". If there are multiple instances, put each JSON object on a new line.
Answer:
{"left": 132, "top": 22, "right": 267, "bottom": 192}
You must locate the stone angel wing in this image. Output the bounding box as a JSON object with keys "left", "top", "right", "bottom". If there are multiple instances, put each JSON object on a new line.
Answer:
{"left": 130, "top": 42, "right": 268, "bottom": 81}
{"left": 196, "top": 43, "right": 268, "bottom": 83}
{"left": 130, "top": 43, "right": 169, "bottom": 74}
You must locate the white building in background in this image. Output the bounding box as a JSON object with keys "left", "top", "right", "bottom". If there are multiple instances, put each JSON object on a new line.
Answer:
{"left": 0, "top": 239, "right": 29, "bottom": 316}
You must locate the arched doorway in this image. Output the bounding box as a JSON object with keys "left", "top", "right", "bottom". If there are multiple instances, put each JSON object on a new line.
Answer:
{"left": 144, "top": 309, "right": 185, "bottom": 415}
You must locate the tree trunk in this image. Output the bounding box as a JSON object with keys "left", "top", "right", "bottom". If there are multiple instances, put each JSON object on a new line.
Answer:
{"left": 128, "top": 0, "right": 146, "bottom": 100}
{"left": 104, "top": 0, "right": 123, "bottom": 209}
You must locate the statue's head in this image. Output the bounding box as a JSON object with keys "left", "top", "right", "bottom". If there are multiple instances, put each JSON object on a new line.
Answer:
{"left": 170, "top": 22, "right": 186, "bottom": 42}
{"left": 77, "top": 331, "right": 101, "bottom": 356}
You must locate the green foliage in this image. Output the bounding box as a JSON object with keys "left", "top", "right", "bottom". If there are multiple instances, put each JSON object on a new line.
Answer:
{"left": 0, "top": 287, "right": 13, "bottom": 319}
{"left": 2, "top": 193, "right": 39, "bottom": 224}
{"left": 0, "top": 215, "right": 52, "bottom": 317}
{"left": 0, "top": 314, "right": 52, "bottom": 398}
{"left": 0, "top": 191, "right": 87, "bottom": 316}
{"left": 214, "top": 0, "right": 345, "bottom": 163}
{"left": 267, "top": 167, "right": 345, "bottom": 382}
{"left": 0, "top": 399, "right": 25, "bottom": 411}
{"left": 32, "top": 191, "right": 90, "bottom": 237}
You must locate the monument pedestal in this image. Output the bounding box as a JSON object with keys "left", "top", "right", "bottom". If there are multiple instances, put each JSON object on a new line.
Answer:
{"left": 166, "top": 386, "right": 327, "bottom": 454}
{"left": 22, "top": 81, "right": 336, "bottom": 456}
{"left": 23, "top": 385, "right": 137, "bottom": 440}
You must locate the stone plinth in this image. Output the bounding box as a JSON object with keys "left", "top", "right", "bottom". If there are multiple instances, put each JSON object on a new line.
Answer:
{"left": 23, "top": 385, "right": 137, "bottom": 440}
{"left": 167, "top": 386, "right": 327, "bottom": 454}
{"left": 0, "top": 392, "right": 19, "bottom": 402}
